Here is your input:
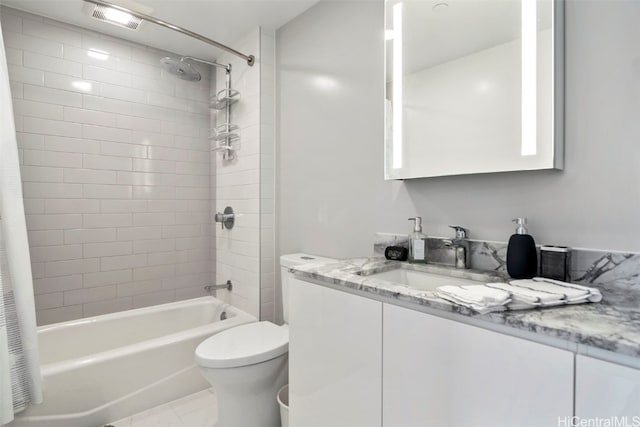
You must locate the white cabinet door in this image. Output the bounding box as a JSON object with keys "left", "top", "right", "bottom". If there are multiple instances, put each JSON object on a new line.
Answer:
{"left": 383, "top": 304, "right": 574, "bottom": 427}
{"left": 289, "top": 278, "right": 382, "bottom": 427}
{"left": 576, "top": 355, "right": 640, "bottom": 419}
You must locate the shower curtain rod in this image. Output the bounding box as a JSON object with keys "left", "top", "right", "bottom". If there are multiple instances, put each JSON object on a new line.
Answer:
{"left": 83, "top": 0, "right": 255, "bottom": 66}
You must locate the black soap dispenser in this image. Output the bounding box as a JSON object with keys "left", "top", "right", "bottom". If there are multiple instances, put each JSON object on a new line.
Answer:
{"left": 507, "top": 218, "right": 538, "bottom": 279}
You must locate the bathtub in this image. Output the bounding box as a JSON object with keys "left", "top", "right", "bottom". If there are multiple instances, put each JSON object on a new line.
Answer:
{"left": 9, "top": 296, "right": 255, "bottom": 427}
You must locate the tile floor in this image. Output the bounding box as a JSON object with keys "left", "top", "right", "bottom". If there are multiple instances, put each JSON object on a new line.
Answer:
{"left": 109, "top": 389, "right": 217, "bottom": 427}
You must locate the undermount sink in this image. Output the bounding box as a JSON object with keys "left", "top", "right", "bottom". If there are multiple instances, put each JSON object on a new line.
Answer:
{"left": 366, "top": 267, "right": 481, "bottom": 291}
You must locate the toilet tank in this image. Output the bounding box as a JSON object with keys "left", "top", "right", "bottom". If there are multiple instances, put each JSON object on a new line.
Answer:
{"left": 280, "top": 253, "right": 336, "bottom": 324}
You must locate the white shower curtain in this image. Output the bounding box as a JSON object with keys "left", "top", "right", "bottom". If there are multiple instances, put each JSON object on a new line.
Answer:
{"left": 0, "top": 23, "right": 43, "bottom": 424}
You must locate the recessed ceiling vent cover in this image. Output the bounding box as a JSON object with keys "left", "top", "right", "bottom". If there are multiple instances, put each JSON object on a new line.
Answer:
{"left": 91, "top": 4, "right": 142, "bottom": 30}
{"left": 83, "top": 0, "right": 153, "bottom": 31}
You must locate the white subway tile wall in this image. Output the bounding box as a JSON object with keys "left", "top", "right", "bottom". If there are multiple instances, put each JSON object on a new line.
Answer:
{"left": 212, "top": 28, "right": 274, "bottom": 320}
{"left": 212, "top": 30, "right": 260, "bottom": 317}
{"left": 2, "top": 7, "right": 213, "bottom": 325}
{"left": 259, "top": 29, "right": 276, "bottom": 322}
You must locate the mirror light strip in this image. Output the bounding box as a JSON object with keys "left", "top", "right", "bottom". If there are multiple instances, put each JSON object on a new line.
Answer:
{"left": 521, "top": 0, "right": 537, "bottom": 156}
{"left": 392, "top": 2, "right": 403, "bottom": 169}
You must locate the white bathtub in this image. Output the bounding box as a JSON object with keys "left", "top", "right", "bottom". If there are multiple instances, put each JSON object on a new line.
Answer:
{"left": 9, "top": 296, "right": 255, "bottom": 427}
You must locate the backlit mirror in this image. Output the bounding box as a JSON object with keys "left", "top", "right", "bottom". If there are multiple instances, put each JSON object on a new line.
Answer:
{"left": 384, "top": 0, "right": 564, "bottom": 179}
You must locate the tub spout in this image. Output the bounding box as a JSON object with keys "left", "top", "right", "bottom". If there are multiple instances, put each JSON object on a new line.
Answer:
{"left": 204, "top": 280, "right": 233, "bottom": 293}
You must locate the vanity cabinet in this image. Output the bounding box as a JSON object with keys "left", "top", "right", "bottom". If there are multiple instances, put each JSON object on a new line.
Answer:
{"left": 382, "top": 304, "right": 574, "bottom": 427}
{"left": 575, "top": 355, "right": 640, "bottom": 418}
{"left": 288, "top": 278, "right": 383, "bottom": 427}
{"left": 289, "top": 277, "right": 581, "bottom": 426}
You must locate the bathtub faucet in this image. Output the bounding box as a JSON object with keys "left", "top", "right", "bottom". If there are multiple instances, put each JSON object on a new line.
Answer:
{"left": 204, "top": 280, "right": 233, "bottom": 293}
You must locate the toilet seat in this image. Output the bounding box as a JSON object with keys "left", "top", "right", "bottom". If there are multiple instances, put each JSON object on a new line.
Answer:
{"left": 195, "top": 321, "right": 289, "bottom": 369}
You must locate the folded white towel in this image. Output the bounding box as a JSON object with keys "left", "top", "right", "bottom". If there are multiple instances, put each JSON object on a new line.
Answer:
{"left": 532, "top": 277, "right": 602, "bottom": 303}
{"left": 509, "top": 278, "right": 588, "bottom": 302}
{"left": 487, "top": 282, "right": 559, "bottom": 305}
{"left": 436, "top": 285, "right": 511, "bottom": 314}
{"left": 437, "top": 278, "right": 602, "bottom": 313}
{"left": 436, "top": 294, "right": 508, "bottom": 314}
{"left": 437, "top": 285, "right": 511, "bottom": 305}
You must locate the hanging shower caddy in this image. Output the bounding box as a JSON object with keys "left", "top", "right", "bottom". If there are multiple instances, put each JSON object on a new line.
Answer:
{"left": 211, "top": 69, "right": 240, "bottom": 160}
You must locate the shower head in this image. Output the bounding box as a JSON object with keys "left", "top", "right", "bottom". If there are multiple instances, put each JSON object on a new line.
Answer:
{"left": 160, "top": 57, "right": 201, "bottom": 82}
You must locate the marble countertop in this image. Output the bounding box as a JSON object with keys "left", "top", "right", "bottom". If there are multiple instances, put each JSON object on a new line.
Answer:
{"left": 292, "top": 257, "right": 640, "bottom": 359}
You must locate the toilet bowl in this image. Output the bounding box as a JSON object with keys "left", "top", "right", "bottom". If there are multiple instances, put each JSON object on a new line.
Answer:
{"left": 195, "top": 322, "right": 289, "bottom": 427}
{"left": 195, "top": 253, "right": 335, "bottom": 427}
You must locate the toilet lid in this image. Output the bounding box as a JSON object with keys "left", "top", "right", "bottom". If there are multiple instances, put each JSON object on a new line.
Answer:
{"left": 196, "top": 322, "right": 289, "bottom": 369}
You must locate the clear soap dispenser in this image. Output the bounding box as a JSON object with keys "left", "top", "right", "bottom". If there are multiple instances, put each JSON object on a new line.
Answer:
{"left": 408, "top": 217, "right": 428, "bottom": 264}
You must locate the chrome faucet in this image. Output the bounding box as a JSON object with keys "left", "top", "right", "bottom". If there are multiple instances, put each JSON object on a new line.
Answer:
{"left": 442, "top": 225, "right": 470, "bottom": 269}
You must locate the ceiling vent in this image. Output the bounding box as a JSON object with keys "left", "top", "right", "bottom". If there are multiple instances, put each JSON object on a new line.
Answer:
{"left": 83, "top": 0, "right": 153, "bottom": 31}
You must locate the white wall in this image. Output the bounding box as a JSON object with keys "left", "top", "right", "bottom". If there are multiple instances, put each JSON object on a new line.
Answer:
{"left": 277, "top": 0, "right": 409, "bottom": 260}
{"left": 2, "top": 7, "right": 212, "bottom": 324}
{"left": 277, "top": 0, "right": 640, "bottom": 261}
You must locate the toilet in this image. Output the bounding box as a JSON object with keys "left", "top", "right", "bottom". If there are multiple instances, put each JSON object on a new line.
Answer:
{"left": 195, "top": 253, "right": 335, "bottom": 427}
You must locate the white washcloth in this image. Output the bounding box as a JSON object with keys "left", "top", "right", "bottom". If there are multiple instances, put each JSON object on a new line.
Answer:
{"left": 488, "top": 281, "right": 567, "bottom": 305}
{"left": 507, "top": 278, "right": 602, "bottom": 306}
{"left": 438, "top": 279, "right": 602, "bottom": 313}
{"left": 436, "top": 285, "right": 511, "bottom": 314}
{"left": 532, "top": 277, "right": 602, "bottom": 303}
{"left": 509, "top": 278, "right": 587, "bottom": 302}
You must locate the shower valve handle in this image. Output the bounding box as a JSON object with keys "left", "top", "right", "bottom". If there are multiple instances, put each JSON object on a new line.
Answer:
{"left": 215, "top": 207, "right": 235, "bottom": 230}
